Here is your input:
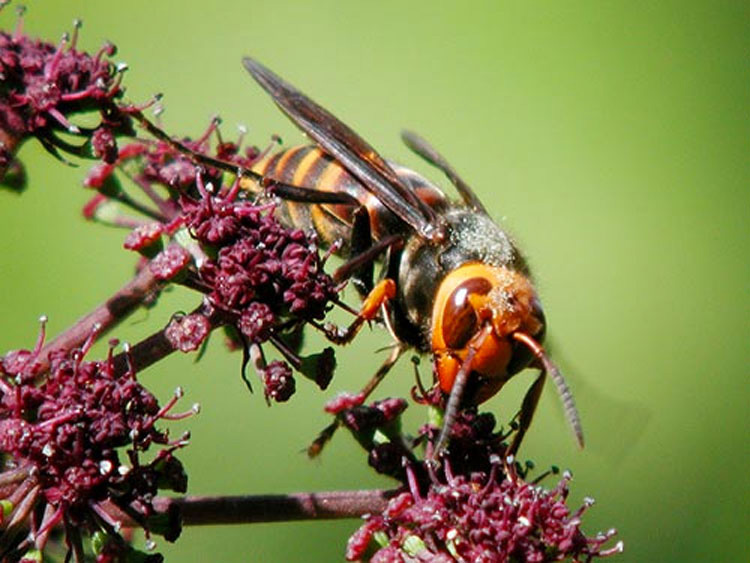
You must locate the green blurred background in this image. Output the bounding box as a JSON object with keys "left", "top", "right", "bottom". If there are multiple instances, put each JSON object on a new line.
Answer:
{"left": 1, "top": 1, "right": 747, "bottom": 560}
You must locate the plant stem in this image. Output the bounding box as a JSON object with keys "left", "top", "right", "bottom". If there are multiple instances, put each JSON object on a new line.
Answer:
{"left": 38, "top": 266, "right": 162, "bottom": 371}
{"left": 111, "top": 306, "right": 225, "bottom": 375}
{"left": 152, "top": 489, "right": 392, "bottom": 526}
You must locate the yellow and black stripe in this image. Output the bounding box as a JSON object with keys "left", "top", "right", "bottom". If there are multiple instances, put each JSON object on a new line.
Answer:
{"left": 242, "top": 145, "right": 448, "bottom": 251}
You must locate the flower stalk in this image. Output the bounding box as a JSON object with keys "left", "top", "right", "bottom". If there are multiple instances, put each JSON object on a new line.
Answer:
{"left": 37, "top": 266, "right": 162, "bottom": 373}
{"left": 151, "top": 490, "right": 392, "bottom": 526}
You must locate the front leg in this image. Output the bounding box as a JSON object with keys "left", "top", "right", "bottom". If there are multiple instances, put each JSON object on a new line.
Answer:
{"left": 320, "top": 278, "right": 396, "bottom": 345}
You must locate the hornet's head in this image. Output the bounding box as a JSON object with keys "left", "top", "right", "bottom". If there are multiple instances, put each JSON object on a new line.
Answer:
{"left": 431, "top": 262, "right": 546, "bottom": 404}
{"left": 430, "top": 261, "right": 583, "bottom": 453}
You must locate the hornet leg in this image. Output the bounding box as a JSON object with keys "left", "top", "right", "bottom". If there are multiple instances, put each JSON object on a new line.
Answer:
{"left": 308, "top": 343, "right": 405, "bottom": 457}
{"left": 508, "top": 370, "right": 547, "bottom": 457}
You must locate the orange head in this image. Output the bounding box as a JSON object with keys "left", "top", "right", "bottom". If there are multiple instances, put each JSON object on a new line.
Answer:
{"left": 431, "top": 262, "right": 545, "bottom": 404}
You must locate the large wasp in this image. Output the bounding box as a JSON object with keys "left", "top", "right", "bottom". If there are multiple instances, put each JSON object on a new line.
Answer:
{"left": 236, "top": 58, "right": 583, "bottom": 457}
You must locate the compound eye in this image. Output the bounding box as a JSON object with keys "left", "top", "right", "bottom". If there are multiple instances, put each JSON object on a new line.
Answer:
{"left": 441, "top": 277, "right": 492, "bottom": 349}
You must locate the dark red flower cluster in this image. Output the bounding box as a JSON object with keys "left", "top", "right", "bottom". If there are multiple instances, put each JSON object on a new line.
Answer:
{"left": 260, "top": 360, "right": 295, "bottom": 403}
{"left": 0, "top": 9, "right": 135, "bottom": 188}
{"left": 335, "top": 404, "right": 622, "bottom": 561}
{"left": 83, "top": 116, "right": 258, "bottom": 197}
{"left": 347, "top": 460, "right": 622, "bottom": 562}
{"left": 82, "top": 119, "right": 340, "bottom": 401}
{"left": 182, "top": 175, "right": 339, "bottom": 398}
{"left": 188, "top": 191, "right": 338, "bottom": 324}
{"left": 82, "top": 119, "right": 254, "bottom": 229}
{"left": 0, "top": 322, "right": 189, "bottom": 560}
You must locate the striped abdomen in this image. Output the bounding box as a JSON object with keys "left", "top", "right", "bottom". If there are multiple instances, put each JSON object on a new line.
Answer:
{"left": 244, "top": 145, "right": 448, "bottom": 251}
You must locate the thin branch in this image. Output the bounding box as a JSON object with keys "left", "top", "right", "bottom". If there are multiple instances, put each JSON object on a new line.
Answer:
{"left": 38, "top": 266, "right": 162, "bottom": 371}
{"left": 152, "top": 489, "right": 393, "bottom": 526}
{"left": 111, "top": 306, "right": 226, "bottom": 376}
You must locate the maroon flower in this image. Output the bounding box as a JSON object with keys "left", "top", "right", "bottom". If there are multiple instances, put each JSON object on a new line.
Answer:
{"left": 91, "top": 124, "right": 118, "bottom": 163}
{"left": 123, "top": 222, "right": 164, "bottom": 252}
{"left": 0, "top": 10, "right": 135, "bottom": 186}
{"left": 238, "top": 302, "right": 275, "bottom": 343}
{"left": 149, "top": 243, "right": 192, "bottom": 281}
{"left": 261, "top": 360, "right": 296, "bottom": 403}
{"left": 325, "top": 392, "right": 367, "bottom": 415}
{"left": 347, "top": 460, "right": 623, "bottom": 562}
{"left": 80, "top": 118, "right": 341, "bottom": 398}
{"left": 165, "top": 313, "right": 210, "bottom": 353}
{"left": 185, "top": 172, "right": 339, "bottom": 324}
{"left": 332, "top": 402, "right": 623, "bottom": 560}
{"left": 373, "top": 398, "right": 408, "bottom": 423}
{"left": 0, "top": 322, "right": 191, "bottom": 560}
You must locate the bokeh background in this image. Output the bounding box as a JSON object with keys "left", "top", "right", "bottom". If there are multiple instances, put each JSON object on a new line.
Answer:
{"left": 1, "top": 1, "right": 747, "bottom": 561}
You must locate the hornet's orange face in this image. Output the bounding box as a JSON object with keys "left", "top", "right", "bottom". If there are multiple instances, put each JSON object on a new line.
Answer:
{"left": 431, "top": 263, "right": 546, "bottom": 404}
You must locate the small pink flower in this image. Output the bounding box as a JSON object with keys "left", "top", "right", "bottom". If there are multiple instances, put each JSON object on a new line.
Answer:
{"left": 165, "top": 313, "right": 210, "bottom": 352}
{"left": 325, "top": 392, "right": 367, "bottom": 415}
{"left": 149, "top": 243, "right": 191, "bottom": 280}
{"left": 261, "top": 360, "right": 295, "bottom": 403}
{"left": 123, "top": 222, "right": 164, "bottom": 251}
